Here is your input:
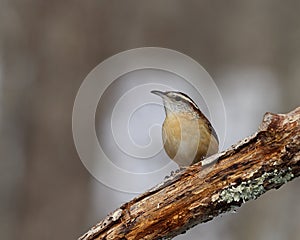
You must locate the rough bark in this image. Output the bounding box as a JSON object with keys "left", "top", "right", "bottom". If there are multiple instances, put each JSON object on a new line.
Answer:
{"left": 79, "top": 107, "right": 300, "bottom": 240}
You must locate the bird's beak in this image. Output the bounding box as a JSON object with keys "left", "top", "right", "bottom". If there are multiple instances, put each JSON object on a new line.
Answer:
{"left": 151, "top": 90, "right": 166, "bottom": 98}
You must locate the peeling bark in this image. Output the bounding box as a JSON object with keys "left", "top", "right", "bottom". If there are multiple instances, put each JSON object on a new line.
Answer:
{"left": 79, "top": 107, "right": 300, "bottom": 240}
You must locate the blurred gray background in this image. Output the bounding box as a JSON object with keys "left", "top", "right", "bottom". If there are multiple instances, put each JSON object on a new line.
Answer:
{"left": 1, "top": 1, "right": 299, "bottom": 240}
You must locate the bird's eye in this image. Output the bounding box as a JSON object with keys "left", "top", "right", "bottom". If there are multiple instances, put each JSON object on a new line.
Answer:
{"left": 175, "top": 96, "right": 181, "bottom": 101}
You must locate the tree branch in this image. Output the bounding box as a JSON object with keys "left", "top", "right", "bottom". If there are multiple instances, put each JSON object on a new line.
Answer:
{"left": 79, "top": 107, "right": 300, "bottom": 240}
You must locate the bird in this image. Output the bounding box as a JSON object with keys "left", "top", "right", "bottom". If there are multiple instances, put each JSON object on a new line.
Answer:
{"left": 151, "top": 90, "right": 219, "bottom": 167}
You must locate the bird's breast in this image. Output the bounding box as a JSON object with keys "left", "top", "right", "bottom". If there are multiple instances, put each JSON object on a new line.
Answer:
{"left": 162, "top": 113, "right": 218, "bottom": 166}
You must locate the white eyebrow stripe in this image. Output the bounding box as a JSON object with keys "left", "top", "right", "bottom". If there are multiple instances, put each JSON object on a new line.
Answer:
{"left": 175, "top": 94, "right": 199, "bottom": 110}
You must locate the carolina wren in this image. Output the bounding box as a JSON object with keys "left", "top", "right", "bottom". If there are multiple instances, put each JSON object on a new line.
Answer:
{"left": 151, "top": 90, "right": 219, "bottom": 167}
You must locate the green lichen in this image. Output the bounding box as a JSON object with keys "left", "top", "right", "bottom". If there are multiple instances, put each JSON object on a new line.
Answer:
{"left": 218, "top": 179, "right": 265, "bottom": 203}
{"left": 268, "top": 167, "right": 294, "bottom": 184}
{"left": 217, "top": 167, "right": 294, "bottom": 204}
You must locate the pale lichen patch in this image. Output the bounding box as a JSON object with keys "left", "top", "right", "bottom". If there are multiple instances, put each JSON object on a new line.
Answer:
{"left": 217, "top": 168, "right": 294, "bottom": 204}
{"left": 268, "top": 167, "right": 294, "bottom": 184}
{"left": 218, "top": 179, "right": 265, "bottom": 204}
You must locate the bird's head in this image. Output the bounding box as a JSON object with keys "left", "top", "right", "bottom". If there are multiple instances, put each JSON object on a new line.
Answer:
{"left": 151, "top": 90, "right": 200, "bottom": 117}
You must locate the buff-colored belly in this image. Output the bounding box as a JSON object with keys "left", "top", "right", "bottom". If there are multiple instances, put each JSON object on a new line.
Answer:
{"left": 162, "top": 114, "right": 218, "bottom": 167}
